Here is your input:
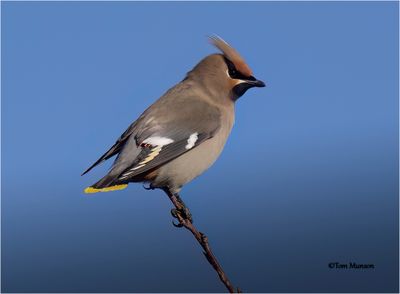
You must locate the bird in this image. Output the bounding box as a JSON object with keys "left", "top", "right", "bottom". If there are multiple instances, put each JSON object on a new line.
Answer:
{"left": 82, "top": 36, "right": 265, "bottom": 220}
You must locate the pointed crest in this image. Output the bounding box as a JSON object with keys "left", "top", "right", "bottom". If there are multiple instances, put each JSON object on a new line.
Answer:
{"left": 209, "top": 35, "right": 253, "bottom": 77}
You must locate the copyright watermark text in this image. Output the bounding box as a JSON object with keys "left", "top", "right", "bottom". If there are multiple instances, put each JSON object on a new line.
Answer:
{"left": 328, "top": 262, "right": 375, "bottom": 269}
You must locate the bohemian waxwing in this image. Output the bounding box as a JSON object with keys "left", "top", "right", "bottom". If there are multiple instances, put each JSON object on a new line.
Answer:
{"left": 82, "top": 36, "right": 265, "bottom": 197}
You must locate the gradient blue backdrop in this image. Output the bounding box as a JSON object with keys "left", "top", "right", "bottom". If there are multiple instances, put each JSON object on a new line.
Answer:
{"left": 2, "top": 1, "right": 399, "bottom": 293}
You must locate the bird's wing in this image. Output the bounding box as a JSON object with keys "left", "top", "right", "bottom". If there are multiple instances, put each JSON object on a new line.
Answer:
{"left": 117, "top": 132, "right": 212, "bottom": 181}
{"left": 114, "top": 97, "right": 222, "bottom": 181}
{"left": 82, "top": 91, "right": 221, "bottom": 179}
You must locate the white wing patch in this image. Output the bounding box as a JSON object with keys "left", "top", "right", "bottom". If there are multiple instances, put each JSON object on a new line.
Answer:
{"left": 142, "top": 136, "right": 174, "bottom": 146}
{"left": 185, "top": 133, "right": 198, "bottom": 150}
{"left": 119, "top": 137, "right": 173, "bottom": 180}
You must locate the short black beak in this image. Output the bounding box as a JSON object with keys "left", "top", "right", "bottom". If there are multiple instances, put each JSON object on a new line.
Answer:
{"left": 232, "top": 76, "right": 266, "bottom": 99}
{"left": 248, "top": 78, "right": 266, "bottom": 88}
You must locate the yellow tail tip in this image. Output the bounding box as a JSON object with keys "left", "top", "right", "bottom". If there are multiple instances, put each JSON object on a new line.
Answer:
{"left": 84, "top": 184, "right": 128, "bottom": 194}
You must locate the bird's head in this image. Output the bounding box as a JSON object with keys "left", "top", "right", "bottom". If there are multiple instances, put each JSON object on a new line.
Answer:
{"left": 186, "top": 36, "right": 265, "bottom": 102}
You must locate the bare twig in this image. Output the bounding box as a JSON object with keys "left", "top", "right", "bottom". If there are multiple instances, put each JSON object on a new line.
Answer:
{"left": 162, "top": 187, "right": 241, "bottom": 293}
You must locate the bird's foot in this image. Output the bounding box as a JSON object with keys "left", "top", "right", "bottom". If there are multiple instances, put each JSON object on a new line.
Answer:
{"left": 174, "top": 193, "right": 193, "bottom": 223}
{"left": 143, "top": 183, "right": 155, "bottom": 190}
{"left": 161, "top": 187, "right": 193, "bottom": 227}
{"left": 170, "top": 206, "right": 193, "bottom": 227}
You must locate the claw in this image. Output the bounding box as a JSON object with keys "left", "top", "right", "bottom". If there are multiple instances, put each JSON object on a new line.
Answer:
{"left": 170, "top": 208, "right": 179, "bottom": 218}
{"left": 172, "top": 220, "right": 183, "bottom": 228}
{"left": 170, "top": 209, "right": 184, "bottom": 228}
{"left": 163, "top": 188, "right": 193, "bottom": 227}
{"left": 173, "top": 195, "right": 193, "bottom": 223}
{"left": 143, "top": 183, "right": 154, "bottom": 190}
{"left": 170, "top": 207, "right": 193, "bottom": 223}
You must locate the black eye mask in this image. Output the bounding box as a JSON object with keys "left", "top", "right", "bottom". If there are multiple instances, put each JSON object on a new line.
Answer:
{"left": 224, "top": 57, "right": 255, "bottom": 81}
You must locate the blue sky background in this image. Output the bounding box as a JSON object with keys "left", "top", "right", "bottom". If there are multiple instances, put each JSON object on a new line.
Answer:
{"left": 2, "top": 1, "right": 399, "bottom": 293}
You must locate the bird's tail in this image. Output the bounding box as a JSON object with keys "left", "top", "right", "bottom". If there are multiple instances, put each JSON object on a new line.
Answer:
{"left": 84, "top": 184, "right": 127, "bottom": 194}
{"left": 84, "top": 173, "right": 127, "bottom": 194}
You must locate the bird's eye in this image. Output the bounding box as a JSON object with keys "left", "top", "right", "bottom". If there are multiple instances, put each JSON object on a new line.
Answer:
{"left": 224, "top": 57, "right": 239, "bottom": 78}
{"left": 225, "top": 57, "right": 252, "bottom": 80}
{"left": 228, "top": 64, "right": 239, "bottom": 78}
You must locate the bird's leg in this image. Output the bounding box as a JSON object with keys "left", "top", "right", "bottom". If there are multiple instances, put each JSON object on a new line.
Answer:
{"left": 172, "top": 192, "right": 193, "bottom": 223}
{"left": 162, "top": 187, "right": 193, "bottom": 225}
